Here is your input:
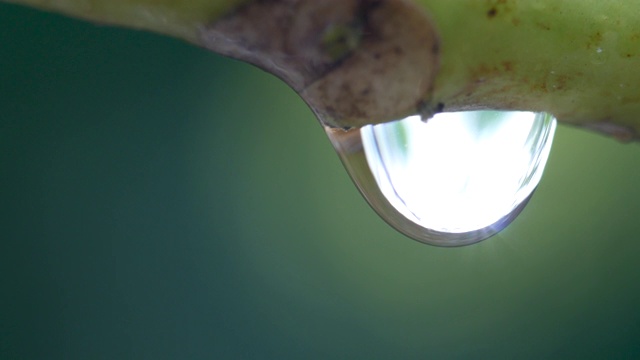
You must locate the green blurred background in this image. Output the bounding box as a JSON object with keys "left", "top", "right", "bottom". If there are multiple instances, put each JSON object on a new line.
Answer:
{"left": 2, "top": 4, "right": 640, "bottom": 359}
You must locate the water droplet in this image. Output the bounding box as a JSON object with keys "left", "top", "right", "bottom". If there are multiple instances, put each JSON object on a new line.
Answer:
{"left": 325, "top": 111, "right": 557, "bottom": 246}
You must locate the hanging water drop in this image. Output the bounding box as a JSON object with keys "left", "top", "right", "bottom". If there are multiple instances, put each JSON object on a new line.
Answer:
{"left": 325, "top": 111, "right": 557, "bottom": 246}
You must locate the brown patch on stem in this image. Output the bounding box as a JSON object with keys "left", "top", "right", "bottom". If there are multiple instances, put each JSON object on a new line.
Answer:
{"left": 583, "top": 121, "right": 638, "bottom": 142}
{"left": 199, "top": 0, "right": 362, "bottom": 91}
{"left": 200, "top": 0, "right": 440, "bottom": 128}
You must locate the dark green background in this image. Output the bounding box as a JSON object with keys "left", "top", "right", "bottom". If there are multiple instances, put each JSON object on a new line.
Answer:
{"left": 2, "top": 4, "right": 640, "bottom": 359}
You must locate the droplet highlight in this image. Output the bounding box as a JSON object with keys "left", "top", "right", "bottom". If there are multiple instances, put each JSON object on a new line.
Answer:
{"left": 326, "top": 111, "right": 557, "bottom": 246}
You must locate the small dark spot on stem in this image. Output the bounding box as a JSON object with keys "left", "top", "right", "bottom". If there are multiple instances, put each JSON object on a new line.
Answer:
{"left": 432, "top": 42, "right": 440, "bottom": 55}
{"left": 416, "top": 101, "right": 444, "bottom": 121}
{"left": 535, "top": 21, "right": 551, "bottom": 30}
{"left": 487, "top": 7, "right": 497, "bottom": 18}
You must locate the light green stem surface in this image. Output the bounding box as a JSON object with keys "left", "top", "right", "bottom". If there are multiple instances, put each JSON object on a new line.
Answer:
{"left": 3, "top": 0, "right": 244, "bottom": 41}
{"left": 419, "top": 0, "right": 640, "bottom": 139}
{"left": 4, "top": 0, "right": 640, "bottom": 140}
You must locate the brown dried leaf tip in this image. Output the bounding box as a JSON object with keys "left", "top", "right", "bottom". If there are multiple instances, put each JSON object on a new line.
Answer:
{"left": 200, "top": 0, "right": 440, "bottom": 128}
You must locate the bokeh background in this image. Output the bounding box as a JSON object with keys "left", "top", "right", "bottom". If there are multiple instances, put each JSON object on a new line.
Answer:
{"left": 2, "top": 4, "right": 640, "bottom": 359}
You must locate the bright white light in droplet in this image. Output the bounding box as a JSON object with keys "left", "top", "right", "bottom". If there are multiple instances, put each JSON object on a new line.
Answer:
{"left": 361, "top": 111, "right": 556, "bottom": 233}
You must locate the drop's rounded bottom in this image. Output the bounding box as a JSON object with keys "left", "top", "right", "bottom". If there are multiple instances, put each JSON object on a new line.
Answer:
{"left": 325, "top": 111, "right": 557, "bottom": 247}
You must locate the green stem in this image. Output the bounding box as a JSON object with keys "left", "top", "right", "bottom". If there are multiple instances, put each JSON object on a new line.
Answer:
{"left": 2, "top": 0, "right": 245, "bottom": 42}
{"left": 420, "top": 0, "right": 640, "bottom": 140}
{"left": 4, "top": 0, "right": 640, "bottom": 140}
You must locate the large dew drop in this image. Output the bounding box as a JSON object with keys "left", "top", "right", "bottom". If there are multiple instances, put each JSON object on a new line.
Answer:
{"left": 325, "top": 111, "right": 557, "bottom": 246}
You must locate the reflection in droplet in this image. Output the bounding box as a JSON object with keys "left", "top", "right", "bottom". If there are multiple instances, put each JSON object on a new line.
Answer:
{"left": 325, "top": 111, "right": 557, "bottom": 246}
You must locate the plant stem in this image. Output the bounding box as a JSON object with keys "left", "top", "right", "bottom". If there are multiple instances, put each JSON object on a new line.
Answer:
{"left": 4, "top": 0, "right": 640, "bottom": 140}
{"left": 419, "top": 0, "right": 640, "bottom": 140}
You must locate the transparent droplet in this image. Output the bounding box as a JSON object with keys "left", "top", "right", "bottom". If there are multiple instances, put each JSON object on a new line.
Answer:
{"left": 325, "top": 111, "right": 557, "bottom": 247}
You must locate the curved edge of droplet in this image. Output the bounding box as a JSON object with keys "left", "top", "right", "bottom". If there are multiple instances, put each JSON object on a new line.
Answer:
{"left": 325, "top": 125, "right": 540, "bottom": 247}
{"left": 375, "top": 189, "right": 536, "bottom": 247}
{"left": 351, "top": 149, "right": 536, "bottom": 246}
